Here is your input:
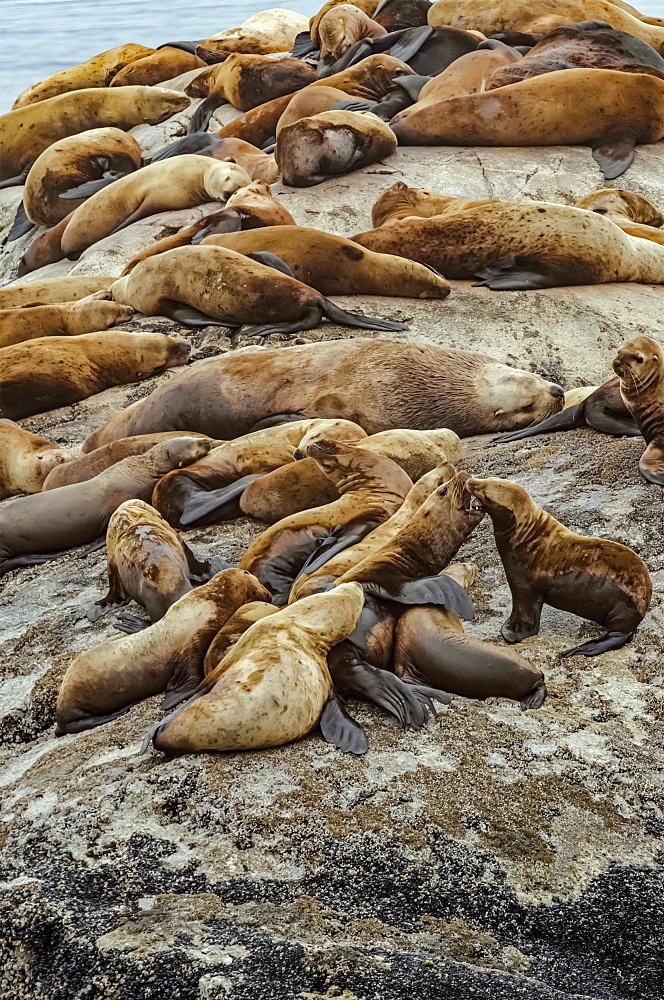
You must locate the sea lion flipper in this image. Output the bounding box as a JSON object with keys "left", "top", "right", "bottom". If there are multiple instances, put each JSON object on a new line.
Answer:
{"left": 290, "top": 31, "right": 317, "bottom": 58}
{"left": 386, "top": 26, "right": 432, "bottom": 64}
{"left": 295, "top": 521, "right": 380, "bottom": 579}
{"left": 638, "top": 441, "right": 664, "bottom": 486}
{"left": 59, "top": 173, "right": 126, "bottom": 200}
{"left": 188, "top": 93, "right": 227, "bottom": 136}
{"left": 245, "top": 252, "right": 296, "bottom": 279}
{"left": 319, "top": 691, "right": 368, "bottom": 755}
{"left": 520, "top": 681, "right": 547, "bottom": 711}
{"left": 248, "top": 413, "right": 305, "bottom": 432}
{"left": 0, "top": 551, "right": 63, "bottom": 576}
{"left": 320, "top": 300, "right": 408, "bottom": 332}
{"left": 493, "top": 404, "right": 586, "bottom": 443}
{"left": 331, "top": 99, "right": 377, "bottom": 114}
{"left": 0, "top": 168, "right": 29, "bottom": 190}
{"left": 179, "top": 474, "right": 265, "bottom": 527}
{"left": 365, "top": 575, "right": 475, "bottom": 621}
{"left": 191, "top": 209, "right": 244, "bottom": 243}
{"left": 560, "top": 630, "right": 634, "bottom": 658}
{"left": 6, "top": 201, "right": 35, "bottom": 242}
{"left": 158, "top": 299, "right": 229, "bottom": 327}
{"left": 183, "top": 543, "right": 230, "bottom": 582}
{"left": 592, "top": 134, "right": 636, "bottom": 181}
{"left": 473, "top": 258, "right": 560, "bottom": 291}
{"left": 113, "top": 612, "right": 151, "bottom": 634}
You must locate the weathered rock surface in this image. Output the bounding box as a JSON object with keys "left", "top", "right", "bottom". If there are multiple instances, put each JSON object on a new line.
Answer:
{"left": 1, "top": 91, "right": 663, "bottom": 1000}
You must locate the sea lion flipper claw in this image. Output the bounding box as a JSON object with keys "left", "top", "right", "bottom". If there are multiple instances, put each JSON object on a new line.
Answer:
{"left": 592, "top": 134, "right": 636, "bottom": 181}
{"left": 319, "top": 691, "right": 368, "bottom": 754}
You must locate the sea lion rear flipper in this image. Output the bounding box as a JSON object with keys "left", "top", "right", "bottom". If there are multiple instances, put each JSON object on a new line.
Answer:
{"left": 86, "top": 595, "right": 129, "bottom": 622}
{"left": 0, "top": 552, "right": 64, "bottom": 576}
{"left": 638, "top": 441, "right": 664, "bottom": 485}
{"left": 59, "top": 172, "right": 127, "bottom": 200}
{"left": 319, "top": 691, "right": 368, "bottom": 754}
{"left": 55, "top": 706, "right": 131, "bottom": 736}
{"left": 248, "top": 413, "right": 305, "bottom": 432}
{"left": 188, "top": 93, "right": 227, "bottom": 135}
{"left": 330, "top": 99, "right": 377, "bottom": 114}
{"left": 473, "top": 258, "right": 562, "bottom": 291}
{"left": 493, "top": 403, "right": 586, "bottom": 443}
{"left": 592, "top": 134, "right": 636, "bottom": 181}
{"left": 157, "top": 299, "right": 229, "bottom": 327}
{"left": 113, "top": 612, "right": 151, "bottom": 634}
{"left": 520, "top": 681, "right": 547, "bottom": 711}
{"left": 179, "top": 473, "right": 265, "bottom": 527}
{"left": 295, "top": 521, "right": 380, "bottom": 579}
{"left": 560, "top": 630, "right": 634, "bottom": 658}
{"left": 364, "top": 575, "right": 475, "bottom": 620}
{"left": 290, "top": 31, "right": 317, "bottom": 58}
{"left": 139, "top": 690, "right": 204, "bottom": 754}
{"left": 320, "top": 300, "right": 407, "bottom": 332}
{"left": 0, "top": 168, "right": 29, "bottom": 190}
{"left": 6, "top": 201, "right": 35, "bottom": 242}
{"left": 191, "top": 208, "right": 244, "bottom": 243}
{"left": 79, "top": 537, "right": 106, "bottom": 557}
{"left": 157, "top": 39, "right": 205, "bottom": 54}
{"left": 245, "top": 252, "right": 296, "bottom": 278}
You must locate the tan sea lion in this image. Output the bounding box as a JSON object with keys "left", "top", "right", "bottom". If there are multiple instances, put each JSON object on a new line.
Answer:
{"left": 575, "top": 189, "right": 664, "bottom": 246}
{"left": 371, "top": 181, "right": 497, "bottom": 227}
{"left": 0, "top": 276, "right": 115, "bottom": 309}
{"left": 276, "top": 109, "right": 397, "bottom": 186}
{"left": 186, "top": 54, "right": 317, "bottom": 111}
{"left": 318, "top": 4, "right": 387, "bottom": 66}
{"left": 311, "top": 0, "right": 379, "bottom": 46}
{"left": 55, "top": 568, "right": 270, "bottom": 734}
{"left": 196, "top": 9, "right": 310, "bottom": 61}
{"left": 109, "top": 46, "right": 205, "bottom": 87}
{"left": 0, "top": 419, "right": 75, "bottom": 499}
{"left": 413, "top": 39, "right": 521, "bottom": 106}
{"left": 390, "top": 68, "right": 664, "bottom": 179}
{"left": 201, "top": 225, "right": 451, "bottom": 298}
{"left": 0, "top": 331, "right": 191, "bottom": 421}
{"left": 0, "top": 437, "right": 210, "bottom": 577}
{"left": 82, "top": 338, "right": 564, "bottom": 449}
{"left": 148, "top": 583, "right": 366, "bottom": 755}
{"left": 467, "top": 476, "right": 653, "bottom": 655}
{"left": 352, "top": 201, "right": 664, "bottom": 288}
{"left": 59, "top": 158, "right": 251, "bottom": 257}
{"left": 0, "top": 296, "right": 134, "bottom": 349}
{"left": 613, "top": 336, "right": 664, "bottom": 485}
{"left": 11, "top": 44, "right": 156, "bottom": 109}
{"left": 0, "top": 87, "right": 190, "bottom": 187}
{"left": 201, "top": 601, "right": 279, "bottom": 675}
{"left": 275, "top": 85, "right": 356, "bottom": 134}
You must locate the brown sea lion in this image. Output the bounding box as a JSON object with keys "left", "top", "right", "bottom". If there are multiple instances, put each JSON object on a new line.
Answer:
{"left": 0, "top": 420, "right": 75, "bottom": 499}
{"left": 0, "top": 87, "right": 190, "bottom": 187}
{"left": 413, "top": 39, "right": 521, "bottom": 105}
{"left": 87, "top": 499, "right": 226, "bottom": 626}
{"left": 202, "top": 601, "right": 279, "bottom": 674}
{"left": 613, "top": 336, "right": 664, "bottom": 485}
{"left": 148, "top": 583, "right": 366, "bottom": 755}
{"left": 352, "top": 201, "right": 664, "bottom": 288}
{"left": 373, "top": 0, "right": 433, "bottom": 32}
{"left": 0, "top": 331, "right": 191, "bottom": 421}
{"left": 59, "top": 158, "right": 251, "bottom": 257}
{"left": 55, "top": 568, "right": 270, "bottom": 734}
{"left": 238, "top": 439, "right": 413, "bottom": 603}
{"left": 392, "top": 562, "right": 547, "bottom": 710}
{"left": 390, "top": 68, "right": 664, "bottom": 179}
{"left": 371, "top": 181, "right": 497, "bottom": 227}
{"left": 575, "top": 189, "right": 664, "bottom": 246}
{"left": 0, "top": 437, "right": 210, "bottom": 577}
{"left": 275, "top": 85, "right": 352, "bottom": 133}
{"left": 0, "top": 276, "right": 115, "bottom": 309}
{"left": 318, "top": 4, "right": 387, "bottom": 67}
{"left": 467, "top": 476, "right": 653, "bottom": 655}
{"left": 108, "top": 244, "right": 408, "bottom": 335}
{"left": 22, "top": 128, "right": 143, "bottom": 227}
{"left": 196, "top": 10, "right": 310, "bottom": 62}
{"left": 11, "top": 44, "right": 155, "bottom": 109}
{"left": 276, "top": 109, "right": 397, "bottom": 186}
{"left": 200, "top": 225, "right": 451, "bottom": 298}
{"left": 0, "top": 296, "right": 134, "bottom": 349}
{"left": 186, "top": 54, "right": 317, "bottom": 112}
{"left": 16, "top": 213, "right": 74, "bottom": 277}
{"left": 109, "top": 46, "right": 205, "bottom": 87}
{"left": 82, "top": 338, "right": 564, "bottom": 449}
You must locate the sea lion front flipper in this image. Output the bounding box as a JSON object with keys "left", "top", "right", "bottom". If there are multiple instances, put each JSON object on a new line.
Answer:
{"left": 364, "top": 575, "right": 475, "bottom": 621}
{"left": 178, "top": 473, "right": 265, "bottom": 527}
{"left": 386, "top": 26, "right": 432, "bottom": 64}
{"left": 493, "top": 403, "right": 586, "bottom": 443}
{"left": 157, "top": 299, "right": 229, "bottom": 327}
{"left": 188, "top": 93, "right": 227, "bottom": 135}
{"left": 638, "top": 441, "right": 664, "bottom": 486}
{"left": 0, "top": 552, "right": 64, "bottom": 576}
{"left": 191, "top": 208, "right": 244, "bottom": 243}
{"left": 319, "top": 691, "right": 368, "bottom": 754}
{"left": 55, "top": 706, "right": 132, "bottom": 736}
{"left": 295, "top": 521, "right": 381, "bottom": 579}
{"left": 331, "top": 99, "right": 377, "bottom": 114}
{"left": 6, "top": 201, "right": 35, "bottom": 242}
{"left": 592, "top": 134, "right": 636, "bottom": 181}
{"left": 291, "top": 31, "right": 317, "bottom": 58}
{"left": 113, "top": 612, "right": 151, "bottom": 634}
{"left": 320, "top": 300, "right": 407, "bottom": 332}
{"left": 560, "top": 630, "right": 634, "bottom": 658}
{"left": 59, "top": 171, "right": 127, "bottom": 200}
{"left": 501, "top": 595, "right": 544, "bottom": 644}
{"left": 157, "top": 39, "right": 205, "bottom": 54}
{"left": 183, "top": 543, "right": 230, "bottom": 582}
{"left": 245, "top": 252, "right": 296, "bottom": 278}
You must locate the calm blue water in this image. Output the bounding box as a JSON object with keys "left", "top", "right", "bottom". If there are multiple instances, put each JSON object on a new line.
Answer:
{"left": 1, "top": 0, "right": 663, "bottom": 113}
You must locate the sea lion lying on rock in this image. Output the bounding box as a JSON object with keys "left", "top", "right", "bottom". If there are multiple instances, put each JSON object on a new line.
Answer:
{"left": 0, "top": 420, "right": 75, "bottom": 499}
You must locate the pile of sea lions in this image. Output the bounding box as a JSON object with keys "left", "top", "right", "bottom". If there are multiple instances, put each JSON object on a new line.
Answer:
{"left": 0, "top": 0, "right": 661, "bottom": 757}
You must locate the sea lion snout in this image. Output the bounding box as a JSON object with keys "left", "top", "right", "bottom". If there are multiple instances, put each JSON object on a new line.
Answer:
{"left": 549, "top": 384, "right": 564, "bottom": 399}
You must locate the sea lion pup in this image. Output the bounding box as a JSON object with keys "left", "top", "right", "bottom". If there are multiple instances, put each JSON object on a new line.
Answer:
{"left": 87, "top": 499, "right": 226, "bottom": 626}
{"left": 352, "top": 201, "right": 664, "bottom": 289}
{"left": 276, "top": 109, "right": 397, "bottom": 186}
{"left": 613, "top": 336, "right": 664, "bottom": 485}
{"left": 575, "top": 189, "right": 664, "bottom": 246}
{"left": 147, "top": 583, "right": 366, "bottom": 756}
{"left": 108, "top": 245, "right": 408, "bottom": 336}
{"left": 59, "top": 158, "right": 251, "bottom": 257}
{"left": 55, "top": 568, "right": 270, "bottom": 735}
{"left": 0, "top": 87, "right": 190, "bottom": 187}
{"left": 10, "top": 43, "right": 155, "bottom": 109}
{"left": 318, "top": 5, "right": 387, "bottom": 67}
{"left": 153, "top": 418, "right": 367, "bottom": 528}
{"left": 409, "top": 38, "right": 521, "bottom": 106}
{"left": 202, "top": 601, "right": 280, "bottom": 674}
{"left": 22, "top": 128, "right": 143, "bottom": 228}
{"left": 0, "top": 420, "right": 75, "bottom": 499}
{"left": 202, "top": 226, "right": 451, "bottom": 298}
{"left": 0, "top": 297, "right": 134, "bottom": 349}
{"left": 238, "top": 440, "right": 413, "bottom": 604}
{"left": 42, "top": 432, "right": 213, "bottom": 491}
{"left": 371, "top": 181, "right": 497, "bottom": 227}
{"left": 392, "top": 563, "right": 547, "bottom": 711}
{"left": 109, "top": 46, "right": 205, "bottom": 87}
{"left": 196, "top": 9, "right": 310, "bottom": 62}
{"left": 82, "top": 338, "right": 564, "bottom": 449}
{"left": 0, "top": 437, "right": 210, "bottom": 578}
{"left": 0, "top": 332, "right": 191, "bottom": 422}
{"left": 0, "top": 276, "right": 115, "bottom": 310}
{"left": 467, "top": 476, "right": 653, "bottom": 656}
{"left": 389, "top": 68, "right": 664, "bottom": 180}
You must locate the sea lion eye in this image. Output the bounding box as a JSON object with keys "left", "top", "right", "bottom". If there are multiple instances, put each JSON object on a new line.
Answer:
{"left": 635, "top": 356, "right": 644, "bottom": 364}
{"left": 439, "top": 487, "right": 448, "bottom": 496}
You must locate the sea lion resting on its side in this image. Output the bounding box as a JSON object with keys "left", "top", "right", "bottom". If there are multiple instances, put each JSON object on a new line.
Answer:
{"left": 0, "top": 420, "right": 75, "bottom": 499}
{"left": 0, "top": 296, "right": 134, "bottom": 349}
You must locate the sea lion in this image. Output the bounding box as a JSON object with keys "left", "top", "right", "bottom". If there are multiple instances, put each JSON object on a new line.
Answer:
{"left": 317, "top": 24, "right": 481, "bottom": 80}
{"left": 412, "top": 38, "right": 521, "bottom": 105}
{"left": 390, "top": 68, "right": 664, "bottom": 179}
{"left": 108, "top": 244, "right": 408, "bottom": 335}
{"left": 186, "top": 54, "right": 317, "bottom": 115}
{"left": 87, "top": 499, "right": 226, "bottom": 626}
{"left": 109, "top": 46, "right": 205, "bottom": 87}
{"left": 149, "top": 135, "right": 280, "bottom": 185}
{"left": 59, "top": 158, "right": 251, "bottom": 257}
{"left": 148, "top": 583, "right": 366, "bottom": 755}
{"left": 201, "top": 601, "right": 279, "bottom": 675}
{"left": 82, "top": 338, "right": 565, "bottom": 449}
{"left": 11, "top": 44, "right": 155, "bottom": 109}
{"left": 373, "top": 0, "right": 432, "bottom": 32}
{"left": 467, "top": 476, "right": 653, "bottom": 656}
{"left": 16, "top": 213, "right": 74, "bottom": 278}
{"left": 201, "top": 225, "right": 450, "bottom": 297}
{"left": 0, "top": 420, "right": 75, "bottom": 499}
{"left": 55, "top": 568, "right": 270, "bottom": 734}
{"left": 22, "top": 128, "right": 143, "bottom": 228}
{"left": 0, "top": 276, "right": 115, "bottom": 309}
{"left": 43, "top": 432, "right": 213, "bottom": 491}
{"left": 275, "top": 85, "right": 357, "bottom": 132}
{"left": 196, "top": 9, "right": 310, "bottom": 62}
{"left": 0, "top": 296, "right": 134, "bottom": 349}
{"left": 0, "top": 437, "right": 211, "bottom": 577}
{"left": 392, "top": 563, "right": 547, "bottom": 710}
{"left": 613, "top": 336, "right": 664, "bottom": 485}
{"left": 575, "top": 188, "right": 664, "bottom": 245}
{"left": 371, "top": 180, "right": 497, "bottom": 227}
{"left": 352, "top": 201, "right": 664, "bottom": 288}
{"left": 0, "top": 332, "right": 191, "bottom": 421}
{"left": 238, "top": 439, "right": 413, "bottom": 604}
{"left": 0, "top": 87, "right": 190, "bottom": 187}
{"left": 318, "top": 5, "right": 387, "bottom": 68}
{"left": 311, "top": 1, "right": 380, "bottom": 47}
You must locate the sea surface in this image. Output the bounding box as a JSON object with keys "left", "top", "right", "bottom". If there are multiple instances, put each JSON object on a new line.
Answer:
{"left": 1, "top": 0, "right": 663, "bottom": 113}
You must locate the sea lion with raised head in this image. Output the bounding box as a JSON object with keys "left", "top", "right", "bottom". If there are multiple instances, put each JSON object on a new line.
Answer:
{"left": 56, "top": 568, "right": 270, "bottom": 734}
{"left": 0, "top": 420, "right": 75, "bottom": 499}
{"left": 0, "top": 296, "right": 134, "bottom": 349}
{"left": 371, "top": 181, "right": 497, "bottom": 227}
{"left": 467, "top": 476, "right": 653, "bottom": 655}
{"left": 613, "top": 336, "right": 664, "bottom": 485}
{"left": 0, "top": 276, "right": 115, "bottom": 310}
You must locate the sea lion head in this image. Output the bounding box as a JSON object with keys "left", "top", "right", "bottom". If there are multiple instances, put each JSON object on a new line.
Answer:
{"left": 130, "top": 335, "right": 191, "bottom": 378}
{"left": 434, "top": 470, "right": 485, "bottom": 529}
{"left": 575, "top": 189, "right": 664, "bottom": 227}
{"left": 293, "top": 419, "right": 367, "bottom": 459}
{"left": 204, "top": 161, "right": 253, "bottom": 202}
{"left": 478, "top": 364, "right": 565, "bottom": 431}
{"left": 154, "top": 436, "right": 212, "bottom": 471}
{"left": 466, "top": 476, "right": 532, "bottom": 526}
{"left": 613, "top": 336, "right": 664, "bottom": 388}
{"left": 442, "top": 561, "right": 478, "bottom": 590}
{"left": 145, "top": 88, "right": 192, "bottom": 122}
{"left": 305, "top": 438, "right": 411, "bottom": 495}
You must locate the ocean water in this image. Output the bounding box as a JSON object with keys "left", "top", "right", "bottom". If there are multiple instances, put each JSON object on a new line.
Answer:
{"left": 1, "top": 0, "right": 663, "bottom": 113}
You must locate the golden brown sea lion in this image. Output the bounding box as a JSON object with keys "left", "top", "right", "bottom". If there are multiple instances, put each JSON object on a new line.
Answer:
{"left": 0, "top": 296, "right": 134, "bottom": 349}
{"left": 0, "top": 331, "right": 191, "bottom": 421}
{"left": 575, "top": 189, "right": 664, "bottom": 246}
{"left": 0, "top": 276, "right": 115, "bottom": 309}
{"left": 371, "top": 181, "right": 497, "bottom": 227}
{"left": 187, "top": 54, "right": 317, "bottom": 111}
{"left": 613, "top": 336, "right": 664, "bottom": 485}
{"left": 467, "top": 476, "right": 653, "bottom": 655}
{"left": 275, "top": 85, "right": 352, "bottom": 133}
{"left": 0, "top": 419, "right": 75, "bottom": 499}
{"left": 59, "top": 158, "right": 251, "bottom": 257}
{"left": 55, "top": 568, "right": 270, "bottom": 734}
{"left": 311, "top": 0, "right": 379, "bottom": 46}
{"left": 0, "top": 437, "right": 210, "bottom": 577}
{"left": 196, "top": 9, "right": 310, "bottom": 61}
{"left": 201, "top": 601, "right": 279, "bottom": 676}
{"left": 413, "top": 39, "right": 521, "bottom": 105}
{"left": 0, "top": 87, "right": 189, "bottom": 186}
{"left": 318, "top": 4, "right": 387, "bottom": 66}
{"left": 109, "top": 46, "right": 205, "bottom": 87}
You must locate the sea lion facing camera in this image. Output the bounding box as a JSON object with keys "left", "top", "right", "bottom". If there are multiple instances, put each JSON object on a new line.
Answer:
{"left": 613, "top": 336, "right": 664, "bottom": 485}
{"left": 0, "top": 420, "right": 75, "bottom": 499}
{"left": 318, "top": 4, "right": 387, "bottom": 69}
{"left": 0, "top": 296, "right": 134, "bottom": 349}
